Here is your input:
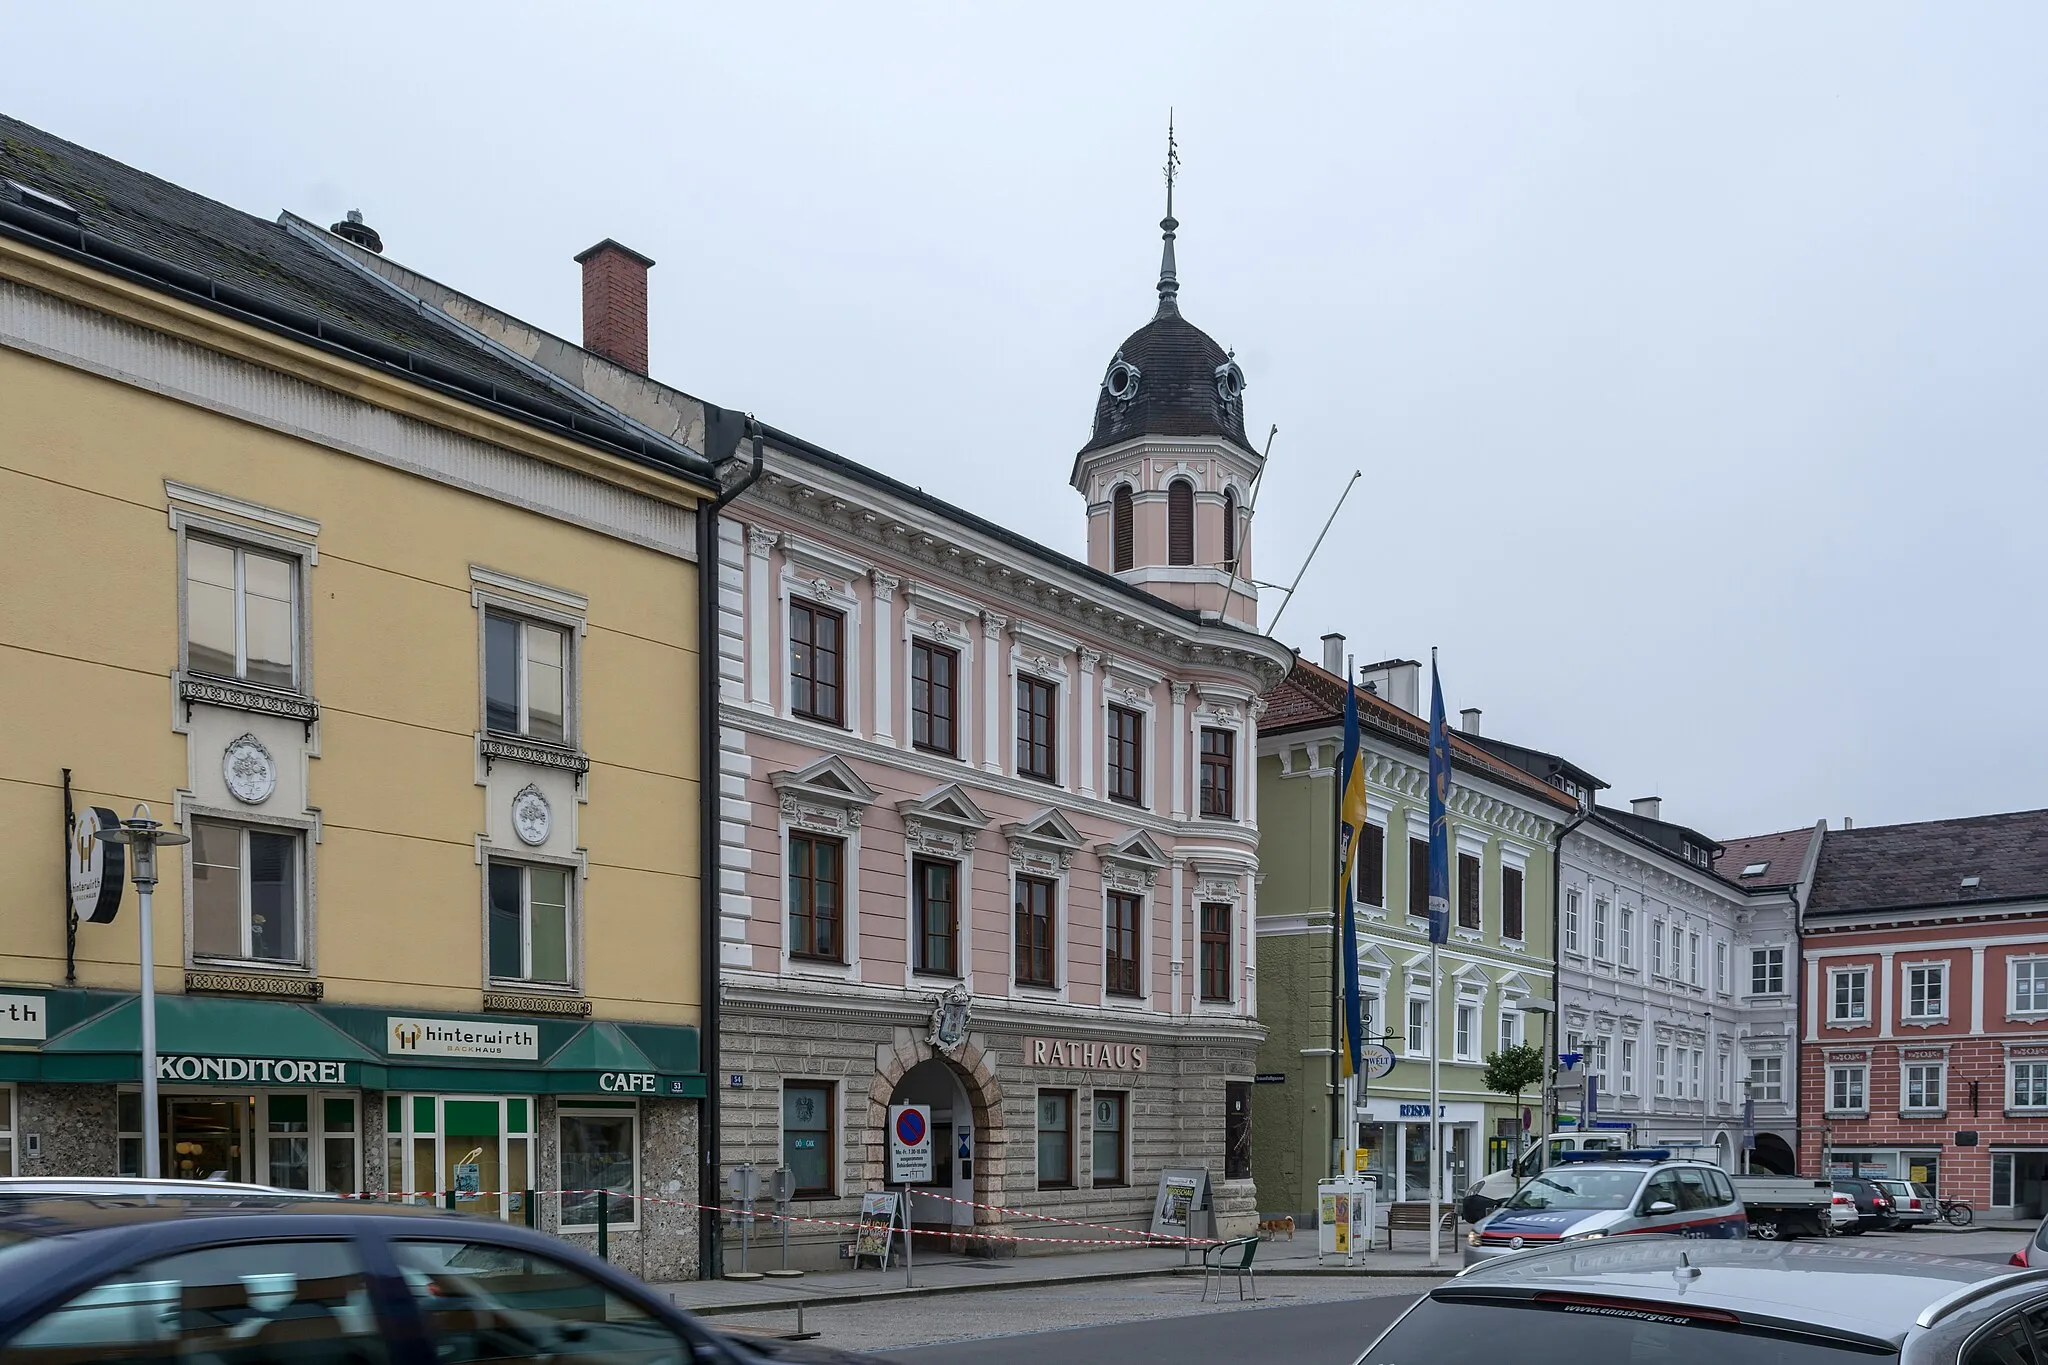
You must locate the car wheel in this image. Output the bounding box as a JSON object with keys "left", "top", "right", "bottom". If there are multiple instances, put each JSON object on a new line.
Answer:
{"left": 1752, "top": 1220, "right": 1782, "bottom": 1240}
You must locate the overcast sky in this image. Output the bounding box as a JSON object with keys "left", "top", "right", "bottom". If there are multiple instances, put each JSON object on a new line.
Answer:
{"left": 11, "top": 3, "right": 2044, "bottom": 839}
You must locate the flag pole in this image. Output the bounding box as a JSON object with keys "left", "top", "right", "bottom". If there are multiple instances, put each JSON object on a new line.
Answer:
{"left": 1429, "top": 936, "right": 1441, "bottom": 1265}
{"left": 1423, "top": 648, "right": 1451, "bottom": 1268}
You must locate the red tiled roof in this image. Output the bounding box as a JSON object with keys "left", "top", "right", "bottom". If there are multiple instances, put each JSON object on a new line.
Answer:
{"left": 1260, "top": 658, "right": 1576, "bottom": 811}
{"left": 1712, "top": 826, "right": 1815, "bottom": 891}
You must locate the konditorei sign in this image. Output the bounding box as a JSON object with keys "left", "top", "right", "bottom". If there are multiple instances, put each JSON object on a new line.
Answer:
{"left": 1026, "top": 1037, "right": 1148, "bottom": 1071}
{"left": 387, "top": 1017, "right": 539, "bottom": 1060}
{"left": 158, "top": 1055, "right": 352, "bottom": 1085}
{"left": 0, "top": 993, "right": 48, "bottom": 1042}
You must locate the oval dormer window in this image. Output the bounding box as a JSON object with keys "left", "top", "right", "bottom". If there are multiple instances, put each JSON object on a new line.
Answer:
{"left": 1214, "top": 359, "right": 1245, "bottom": 405}
{"left": 1105, "top": 356, "right": 1141, "bottom": 403}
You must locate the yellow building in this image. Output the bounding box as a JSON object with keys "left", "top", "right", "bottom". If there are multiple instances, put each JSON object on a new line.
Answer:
{"left": 0, "top": 116, "right": 720, "bottom": 1278}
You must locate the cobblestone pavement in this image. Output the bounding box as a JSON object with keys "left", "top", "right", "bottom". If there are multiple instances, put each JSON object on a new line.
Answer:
{"left": 716, "top": 1274, "right": 1442, "bottom": 1355}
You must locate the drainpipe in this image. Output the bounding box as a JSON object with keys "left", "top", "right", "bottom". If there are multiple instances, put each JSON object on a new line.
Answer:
{"left": 697, "top": 409, "right": 764, "bottom": 1278}
{"left": 1545, "top": 807, "right": 1591, "bottom": 1146}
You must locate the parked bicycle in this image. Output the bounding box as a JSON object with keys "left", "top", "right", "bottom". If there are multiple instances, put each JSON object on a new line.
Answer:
{"left": 1939, "top": 1197, "right": 1974, "bottom": 1226}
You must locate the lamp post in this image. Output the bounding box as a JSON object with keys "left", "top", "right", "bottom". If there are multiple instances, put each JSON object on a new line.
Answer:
{"left": 1520, "top": 998, "right": 1557, "bottom": 1166}
{"left": 91, "top": 803, "right": 187, "bottom": 1179}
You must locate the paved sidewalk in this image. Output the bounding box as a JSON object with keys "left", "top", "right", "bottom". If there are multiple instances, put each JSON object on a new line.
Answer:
{"left": 653, "top": 1235, "right": 1459, "bottom": 1316}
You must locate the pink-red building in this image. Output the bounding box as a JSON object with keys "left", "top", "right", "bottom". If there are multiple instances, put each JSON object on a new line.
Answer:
{"left": 1798, "top": 809, "right": 2048, "bottom": 1219}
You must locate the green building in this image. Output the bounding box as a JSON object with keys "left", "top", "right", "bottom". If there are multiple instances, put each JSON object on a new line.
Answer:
{"left": 1253, "top": 645, "right": 1576, "bottom": 1218}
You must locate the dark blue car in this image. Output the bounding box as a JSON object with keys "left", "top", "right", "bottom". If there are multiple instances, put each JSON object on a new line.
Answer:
{"left": 0, "top": 1184, "right": 877, "bottom": 1365}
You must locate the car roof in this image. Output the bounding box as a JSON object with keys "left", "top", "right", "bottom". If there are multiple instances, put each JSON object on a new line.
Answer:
{"left": 0, "top": 1188, "right": 463, "bottom": 1237}
{"left": 1451, "top": 1239, "right": 2035, "bottom": 1344}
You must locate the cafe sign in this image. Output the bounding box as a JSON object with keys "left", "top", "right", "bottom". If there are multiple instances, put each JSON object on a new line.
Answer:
{"left": 387, "top": 1016, "right": 539, "bottom": 1060}
{"left": 158, "top": 1055, "right": 351, "bottom": 1085}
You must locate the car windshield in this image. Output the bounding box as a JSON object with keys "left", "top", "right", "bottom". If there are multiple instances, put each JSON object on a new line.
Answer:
{"left": 1362, "top": 1297, "right": 1893, "bottom": 1365}
{"left": 1502, "top": 1169, "right": 1643, "bottom": 1211}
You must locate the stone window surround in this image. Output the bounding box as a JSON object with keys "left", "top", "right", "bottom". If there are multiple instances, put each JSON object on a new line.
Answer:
{"left": 899, "top": 787, "right": 988, "bottom": 989}
{"left": 1352, "top": 795, "right": 1394, "bottom": 920}
{"left": 1099, "top": 656, "right": 1163, "bottom": 812}
{"left": 2007, "top": 955, "right": 2048, "bottom": 1023}
{"left": 776, "top": 533, "right": 867, "bottom": 736}
{"left": 1191, "top": 864, "right": 1248, "bottom": 1016}
{"left": 1898, "top": 1046, "right": 1949, "bottom": 1117}
{"left": 175, "top": 796, "right": 322, "bottom": 979}
{"left": 1095, "top": 832, "right": 1166, "bottom": 1009}
{"left": 1450, "top": 827, "right": 1488, "bottom": 946}
{"left": 1827, "top": 965, "right": 1873, "bottom": 1028}
{"left": 902, "top": 582, "right": 980, "bottom": 764}
{"left": 477, "top": 840, "right": 588, "bottom": 998}
{"left": 778, "top": 1075, "right": 845, "bottom": 1201}
{"left": 1825, "top": 1047, "right": 1871, "bottom": 1117}
{"left": 1005, "top": 810, "right": 1082, "bottom": 1002}
{"left": 2004, "top": 1043, "right": 2048, "bottom": 1115}
{"left": 1009, "top": 625, "right": 1074, "bottom": 787}
{"left": 470, "top": 566, "right": 590, "bottom": 773}
{"left": 1900, "top": 959, "right": 1950, "bottom": 1027}
{"left": 772, "top": 761, "right": 876, "bottom": 982}
{"left": 168, "top": 482, "right": 320, "bottom": 703}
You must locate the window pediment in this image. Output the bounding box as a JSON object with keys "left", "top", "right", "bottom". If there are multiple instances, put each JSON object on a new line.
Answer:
{"left": 1095, "top": 829, "right": 1167, "bottom": 890}
{"left": 898, "top": 783, "right": 990, "bottom": 858}
{"left": 1004, "top": 806, "right": 1084, "bottom": 872}
{"left": 771, "top": 756, "right": 878, "bottom": 833}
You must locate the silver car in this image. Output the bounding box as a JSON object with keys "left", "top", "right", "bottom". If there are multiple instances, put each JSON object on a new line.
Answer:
{"left": 1465, "top": 1158, "right": 1746, "bottom": 1265}
{"left": 1878, "top": 1180, "right": 1939, "bottom": 1228}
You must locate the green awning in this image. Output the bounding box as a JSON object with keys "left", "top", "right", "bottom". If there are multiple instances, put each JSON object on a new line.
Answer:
{"left": 43, "top": 995, "right": 382, "bottom": 1063}
{"left": 543, "top": 1021, "right": 659, "bottom": 1073}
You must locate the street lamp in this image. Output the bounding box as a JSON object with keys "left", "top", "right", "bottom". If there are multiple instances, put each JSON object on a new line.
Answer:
{"left": 1520, "top": 999, "right": 1557, "bottom": 1161}
{"left": 91, "top": 803, "right": 187, "bottom": 1179}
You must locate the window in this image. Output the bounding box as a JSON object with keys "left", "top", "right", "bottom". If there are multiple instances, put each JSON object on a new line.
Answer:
{"left": 1650, "top": 920, "right": 1664, "bottom": 976}
{"left": 1675, "top": 1167, "right": 1713, "bottom": 1213}
{"left": 1672, "top": 925, "right": 1686, "bottom": 982}
{"left": 1112, "top": 484, "right": 1135, "bottom": 572}
{"left": 0, "top": 1085, "right": 11, "bottom": 1176}
{"left": 185, "top": 537, "right": 298, "bottom": 689}
{"left": 1015, "top": 875, "right": 1057, "bottom": 987}
{"left": 190, "top": 818, "right": 302, "bottom": 965}
{"left": 1906, "top": 965, "right": 1946, "bottom": 1020}
{"left": 1222, "top": 487, "right": 1239, "bottom": 567}
{"left": 911, "top": 639, "right": 958, "bottom": 756}
{"left": 788, "top": 600, "right": 845, "bottom": 726}
{"left": 1037, "top": 1090, "right": 1074, "bottom": 1187}
{"left": 783, "top": 1082, "right": 834, "bottom": 1197}
{"left": 1716, "top": 1052, "right": 1730, "bottom": 1104}
{"left": 1752, "top": 946, "right": 1785, "bottom": 995}
{"left": 2017, "top": 959, "right": 2048, "bottom": 1014}
{"left": 788, "top": 832, "right": 845, "bottom": 962}
{"left": 1091, "top": 1091, "right": 1127, "bottom": 1185}
{"left": 1454, "top": 1004, "right": 1476, "bottom": 1061}
{"left": 1748, "top": 1055, "right": 1783, "bottom": 1103}
{"left": 1829, "top": 1065, "right": 1867, "bottom": 1114}
{"left": 1499, "top": 1009, "right": 1521, "bottom": 1048}
{"left": 560, "top": 1106, "right": 638, "bottom": 1230}
{"left": 1225, "top": 1081, "right": 1252, "bottom": 1180}
{"left": 1715, "top": 940, "right": 1729, "bottom": 994}
{"left": 1456, "top": 852, "right": 1480, "bottom": 930}
{"left": 487, "top": 862, "right": 571, "bottom": 985}
{"left": 1591, "top": 898, "right": 1610, "bottom": 960}
{"left": 1407, "top": 998, "right": 1428, "bottom": 1056}
{"left": 1199, "top": 727, "right": 1235, "bottom": 819}
{"left": 1620, "top": 1038, "right": 1638, "bottom": 1094}
{"left": 484, "top": 612, "right": 569, "bottom": 744}
{"left": 1200, "top": 902, "right": 1233, "bottom": 1002}
{"left": 1688, "top": 932, "right": 1701, "bottom": 986}
{"left": 8, "top": 1240, "right": 387, "bottom": 1363}
{"left": 1618, "top": 907, "right": 1634, "bottom": 967}
{"left": 1905, "top": 1063, "right": 1945, "bottom": 1113}
{"left": 1502, "top": 865, "right": 1523, "bottom": 940}
{"left": 914, "top": 858, "right": 958, "bottom": 976}
{"left": 1654, "top": 1045, "right": 1669, "bottom": 1098}
{"left": 1017, "top": 677, "right": 1057, "bottom": 782}
{"left": 1831, "top": 968, "right": 1869, "bottom": 1022}
{"left": 1690, "top": 1049, "right": 1703, "bottom": 1100}
{"left": 1586, "top": 1036, "right": 1608, "bottom": 1085}
{"left": 1106, "top": 892, "right": 1142, "bottom": 997}
{"left": 392, "top": 1241, "right": 689, "bottom": 1361}
{"left": 1166, "top": 478, "right": 1194, "bottom": 566}
{"left": 1409, "top": 840, "right": 1431, "bottom": 920}
{"left": 1357, "top": 821, "right": 1386, "bottom": 909}
{"left": 2012, "top": 1061, "right": 2048, "bottom": 1111}
{"left": 1107, "top": 704, "right": 1144, "bottom": 804}
{"left": 1562, "top": 888, "right": 1581, "bottom": 953}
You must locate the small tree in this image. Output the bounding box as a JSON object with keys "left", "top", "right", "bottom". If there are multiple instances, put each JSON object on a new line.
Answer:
{"left": 1483, "top": 1043, "right": 1547, "bottom": 1153}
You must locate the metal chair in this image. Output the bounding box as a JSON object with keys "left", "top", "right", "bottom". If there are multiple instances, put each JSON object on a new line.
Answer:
{"left": 1200, "top": 1234, "right": 1261, "bottom": 1301}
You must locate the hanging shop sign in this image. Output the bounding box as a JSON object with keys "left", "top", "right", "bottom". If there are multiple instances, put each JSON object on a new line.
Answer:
{"left": 0, "top": 993, "right": 48, "bottom": 1042}
{"left": 69, "top": 805, "right": 124, "bottom": 925}
{"left": 386, "top": 1017, "right": 539, "bottom": 1060}
{"left": 157, "top": 1055, "right": 353, "bottom": 1085}
{"left": 1026, "top": 1037, "right": 1148, "bottom": 1071}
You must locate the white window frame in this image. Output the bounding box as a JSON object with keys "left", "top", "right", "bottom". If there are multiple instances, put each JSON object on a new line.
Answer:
{"left": 1752, "top": 945, "right": 1786, "bottom": 997}
{"left": 1673, "top": 925, "right": 1688, "bottom": 984}
{"left": 1617, "top": 906, "right": 1634, "bottom": 968}
{"left": 907, "top": 603, "right": 978, "bottom": 766}
{"left": 183, "top": 813, "right": 315, "bottom": 972}
{"left": 1454, "top": 1003, "right": 1477, "bottom": 1062}
{"left": 558, "top": 1103, "right": 641, "bottom": 1232}
{"left": 1829, "top": 967, "right": 1870, "bottom": 1024}
{"left": 1748, "top": 1054, "right": 1784, "bottom": 1103}
{"left": 2011, "top": 958, "right": 2048, "bottom": 1018}
{"left": 1714, "top": 940, "right": 1729, "bottom": 995}
{"left": 1009, "top": 863, "right": 1071, "bottom": 1002}
{"left": 1689, "top": 1048, "right": 1703, "bottom": 1101}
{"left": 1903, "top": 963, "right": 1948, "bottom": 1023}
{"left": 1687, "top": 932, "right": 1700, "bottom": 986}
{"left": 471, "top": 568, "right": 588, "bottom": 752}
{"left": 1620, "top": 1037, "right": 1638, "bottom": 1095}
{"left": 170, "top": 488, "right": 320, "bottom": 697}
{"left": 1406, "top": 996, "right": 1429, "bottom": 1057}
{"left": 484, "top": 855, "right": 581, "bottom": 991}
{"left": 1591, "top": 898, "right": 1610, "bottom": 962}
{"left": 1716, "top": 1049, "right": 1730, "bottom": 1105}
{"left": 1651, "top": 920, "right": 1665, "bottom": 977}
{"left": 1498, "top": 1007, "right": 1521, "bottom": 1050}
{"left": 776, "top": 535, "right": 867, "bottom": 736}
{"left": 1828, "top": 1064, "right": 1868, "bottom": 1116}
{"left": 2009, "top": 1059, "right": 2048, "bottom": 1113}
{"left": 1902, "top": 1061, "right": 1945, "bottom": 1114}
{"left": 1654, "top": 1045, "right": 1669, "bottom": 1098}
{"left": 1562, "top": 888, "right": 1581, "bottom": 955}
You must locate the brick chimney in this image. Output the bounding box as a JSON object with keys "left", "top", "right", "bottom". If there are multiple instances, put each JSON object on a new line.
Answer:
{"left": 574, "top": 238, "right": 655, "bottom": 374}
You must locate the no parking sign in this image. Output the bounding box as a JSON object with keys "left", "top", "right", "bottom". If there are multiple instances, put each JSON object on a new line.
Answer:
{"left": 889, "top": 1104, "right": 932, "bottom": 1183}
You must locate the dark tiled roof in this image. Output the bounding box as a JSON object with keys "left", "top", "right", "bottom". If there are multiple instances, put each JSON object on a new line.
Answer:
{"left": 1593, "top": 806, "right": 1721, "bottom": 865}
{"left": 1462, "top": 733, "right": 1608, "bottom": 794}
{"left": 1805, "top": 809, "right": 2048, "bottom": 915}
{"left": 1713, "top": 827, "right": 1814, "bottom": 891}
{"left": 0, "top": 113, "right": 706, "bottom": 479}
{"left": 1260, "top": 658, "right": 1577, "bottom": 811}
{"left": 1077, "top": 309, "right": 1251, "bottom": 460}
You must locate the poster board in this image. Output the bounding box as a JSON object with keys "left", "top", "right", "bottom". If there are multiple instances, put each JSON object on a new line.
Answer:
{"left": 1150, "top": 1167, "right": 1211, "bottom": 1241}
{"left": 853, "top": 1191, "right": 901, "bottom": 1269}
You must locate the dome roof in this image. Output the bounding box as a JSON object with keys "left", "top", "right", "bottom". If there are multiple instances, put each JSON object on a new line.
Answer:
{"left": 1080, "top": 308, "right": 1249, "bottom": 458}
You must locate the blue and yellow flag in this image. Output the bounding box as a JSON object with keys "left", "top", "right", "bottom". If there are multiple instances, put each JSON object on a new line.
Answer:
{"left": 1336, "top": 682, "right": 1368, "bottom": 1079}
{"left": 1426, "top": 654, "right": 1453, "bottom": 946}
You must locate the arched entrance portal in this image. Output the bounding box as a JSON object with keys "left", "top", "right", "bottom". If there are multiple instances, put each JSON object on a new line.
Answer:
{"left": 891, "top": 1059, "right": 977, "bottom": 1236}
{"left": 1751, "top": 1132, "right": 1797, "bottom": 1175}
{"left": 871, "top": 1028, "right": 1005, "bottom": 1252}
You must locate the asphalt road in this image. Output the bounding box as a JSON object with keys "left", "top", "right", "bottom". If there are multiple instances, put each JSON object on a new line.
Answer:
{"left": 887, "top": 1293, "right": 1411, "bottom": 1365}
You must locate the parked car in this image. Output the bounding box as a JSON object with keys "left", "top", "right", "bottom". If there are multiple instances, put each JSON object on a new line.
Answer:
{"left": 1833, "top": 1176, "right": 1899, "bottom": 1232}
{"left": 1364, "top": 1238, "right": 2048, "bottom": 1364}
{"left": 1830, "top": 1188, "right": 1863, "bottom": 1234}
{"left": 0, "top": 1183, "right": 882, "bottom": 1365}
{"left": 1466, "top": 1154, "right": 1745, "bottom": 1265}
{"left": 1878, "top": 1180, "right": 1939, "bottom": 1229}
{"left": 2010, "top": 1212, "right": 2048, "bottom": 1268}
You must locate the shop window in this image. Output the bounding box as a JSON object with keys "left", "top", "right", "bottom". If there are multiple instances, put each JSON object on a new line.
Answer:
{"left": 0, "top": 1084, "right": 11, "bottom": 1177}
{"left": 788, "top": 601, "right": 845, "bottom": 727}
{"left": 1356, "top": 821, "right": 1385, "bottom": 909}
{"left": 323, "top": 1096, "right": 359, "bottom": 1194}
{"left": 1106, "top": 891, "right": 1142, "bottom": 997}
{"left": 1198, "top": 728, "right": 1235, "bottom": 819}
{"left": 392, "top": 1242, "right": 690, "bottom": 1360}
{"left": 1456, "top": 853, "right": 1480, "bottom": 931}
{"left": 783, "top": 1082, "right": 834, "bottom": 1198}
{"left": 1015, "top": 875, "right": 1057, "bottom": 988}
{"left": 1091, "top": 1091, "right": 1127, "bottom": 1186}
{"left": 185, "top": 536, "right": 300, "bottom": 690}
{"left": 1107, "top": 704, "right": 1144, "bottom": 805}
{"left": 1017, "top": 677, "right": 1058, "bottom": 783}
{"left": 1199, "top": 902, "right": 1232, "bottom": 1003}
{"left": 1036, "top": 1090, "right": 1074, "bottom": 1189}
{"left": 7, "top": 1240, "right": 385, "bottom": 1362}
{"left": 190, "top": 819, "right": 302, "bottom": 966}
{"left": 913, "top": 858, "right": 958, "bottom": 976}
{"left": 487, "top": 862, "right": 573, "bottom": 986}
{"left": 485, "top": 611, "right": 570, "bottom": 745}
{"left": 910, "top": 639, "right": 959, "bottom": 757}
{"left": 788, "top": 833, "right": 845, "bottom": 962}
{"left": 381, "top": 1096, "right": 531, "bottom": 1217}
{"left": 1225, "top": 1081, "right": 1252, "bottom": 1180}
{"left": 561, "top": 1105, "right": 639, "bottom": 1231}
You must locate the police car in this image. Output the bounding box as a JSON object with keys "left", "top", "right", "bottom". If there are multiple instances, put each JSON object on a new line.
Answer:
{"left": 1465, "top": 1150, "right": 1747, "bottom": 1265}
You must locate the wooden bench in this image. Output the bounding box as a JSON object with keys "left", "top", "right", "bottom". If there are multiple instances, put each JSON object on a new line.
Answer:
{"left": 1384, "top": 1202, "right": 1456, "bottom": 1249}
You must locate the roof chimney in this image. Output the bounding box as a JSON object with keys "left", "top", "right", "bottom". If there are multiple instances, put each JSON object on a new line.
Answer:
{"left": 1320, "top": 633, "right": 1345, "bottom": 675}
{"left": 1460, "top": 707, "right": 1482, "bottom": 736}
{"left": 575, "top": 238, "right": 655, "bottom": 375}
{"left": 330, "top": 209, "right": 382, "bottom": 254}
{"left": 1631, "top": 796, "right": 1663, "bottom": 821}
{"left": 1843, "top": 817, "right": 1854, "bottom": 830}
{"left": 1357, "top": 659, "right": 1421, "bottom": 716}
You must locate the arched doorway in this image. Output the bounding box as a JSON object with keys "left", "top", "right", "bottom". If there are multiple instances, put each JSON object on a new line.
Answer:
{"left": 890, "top": 1059, "right": 977, "bottom": 1238}
{"left": 870, "top": 1027, "right": 1005, "bottom": 1252}
{"left": 1751, "top": 1132, "right": 1797, "bottom": 1175}
{"left": 1715, "top": 1131, "right": 1734, "bottom": 1171}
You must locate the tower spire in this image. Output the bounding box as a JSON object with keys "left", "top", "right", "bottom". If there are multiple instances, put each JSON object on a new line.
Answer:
{"left": 1156, "top": 111, "right": 1180, "bottom": 317}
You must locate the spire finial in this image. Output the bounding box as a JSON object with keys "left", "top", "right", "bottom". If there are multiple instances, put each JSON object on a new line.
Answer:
{"left": 1156, "top": 111, "right": 1181, "bottom": 317}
